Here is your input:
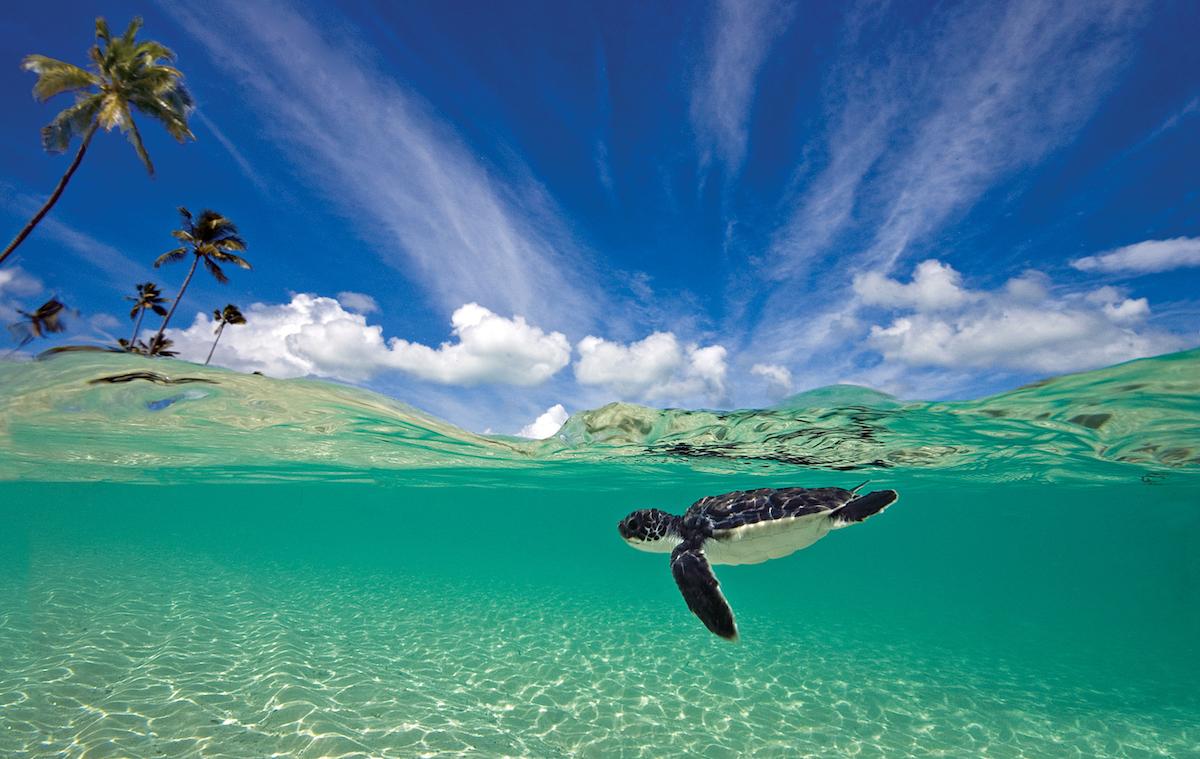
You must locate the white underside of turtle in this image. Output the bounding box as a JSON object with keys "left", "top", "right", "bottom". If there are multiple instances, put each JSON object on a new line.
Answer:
{"left": 707, "top": 513, "right": 834, "bottom": 565}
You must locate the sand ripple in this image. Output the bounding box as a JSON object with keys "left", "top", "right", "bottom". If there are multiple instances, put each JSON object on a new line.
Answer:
{"left": 1, "top": 550, "right": 1195, "bottom": 758}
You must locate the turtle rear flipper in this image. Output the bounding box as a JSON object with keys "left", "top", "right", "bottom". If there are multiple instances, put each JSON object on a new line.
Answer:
{"left": 670, "top": 540, "right": 738, "bottom": 640}
{"left": 832, "top": 489, "right": 898, "bottom": 527}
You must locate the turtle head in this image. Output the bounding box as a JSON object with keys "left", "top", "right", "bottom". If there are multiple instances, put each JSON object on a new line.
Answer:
{"left": 618, "top": 508, "right": 681, "bottom": 553}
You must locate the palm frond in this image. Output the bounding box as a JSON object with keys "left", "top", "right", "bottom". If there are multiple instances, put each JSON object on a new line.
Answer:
{"left": 8, "top": 322, "right": 34, "bottom": 347}
{"left": 40, "top": 94, "right": 103, "bottom": 153}
{"left": 122, "top": 109, "right": 154, "bottom": 175}
{"left": 13, "top": 299, "right": 69, "bottom": 344}
{"left": 121, "top": 16, "right": 143, "bottom": 45}
{"left": 154, "top": 247, "right": 188, "bottom": 267}
{"left": 132, "top": 40, "right": 175, "bottom": 63}
{"left": 95, "top": 17, "right": 112, "bottom": 45}
{"left": 213, "top": 252, "right": 252, "bottom": 270}
{"left": 203, "top": 256, "right": 229, "bottom": 284}
{"left": 214, "top": 235, "right": 248, "bottom": 252}
{"left": 97, "top": 93, "right": 127, "bottom": 131}
{"left": 21, "top": 56, "right": 98, "bottom": 101}
{"left": 127, "top": 89, "right": 194, "bottom": 142}
{"left": 151, "top": 304, "right": 167, "bottom": 316}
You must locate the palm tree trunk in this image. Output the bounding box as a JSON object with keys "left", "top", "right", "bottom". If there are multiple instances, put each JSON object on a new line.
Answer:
{"left": 156, "top": 254, "right": 200, "bottom": 342}
{"left": 129, "top": 308, "right": 145, "bottom": 346}
{"left": 205, "top": 322, "right": 226, "bottom": 365}
{"left": 0, "top": 122, "right": 99, "bottom": 267}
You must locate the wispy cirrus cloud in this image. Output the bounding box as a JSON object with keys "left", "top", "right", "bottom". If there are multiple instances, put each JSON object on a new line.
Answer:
{"left": 742, "top": 0, "right": 1147, "bottom": 394}
{"left": 164, "top": 0, "right": 602, "bottom": 332}
{"left": 691, "top": 0, "right": 793, "bottom": 177}
{"left": 770, "top": 0, "right": 1142, "bottom": 281}
{"left": 193, "top": 110, "right": 271, "bottom": 195}
{"left": 0, "top": 182, "right": 150, "bottom": 286}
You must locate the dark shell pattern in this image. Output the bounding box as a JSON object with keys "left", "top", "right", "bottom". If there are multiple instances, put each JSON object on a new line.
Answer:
{"left": 686, "top": 487, "right": 859, "bottom": 532}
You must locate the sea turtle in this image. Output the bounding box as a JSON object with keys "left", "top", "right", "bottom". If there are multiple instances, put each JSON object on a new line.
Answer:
{"left": 617, "top": 484, "right": 898, "bottom": 640}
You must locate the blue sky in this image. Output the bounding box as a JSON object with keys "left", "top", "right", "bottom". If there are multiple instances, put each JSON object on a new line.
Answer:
{"left": 1, "top": 0, "right": 1197, "bottom": 434}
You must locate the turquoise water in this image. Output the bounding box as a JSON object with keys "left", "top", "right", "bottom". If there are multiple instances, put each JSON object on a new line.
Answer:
{"left": 1, "top": 352, "right": 1198, "bottom": 757}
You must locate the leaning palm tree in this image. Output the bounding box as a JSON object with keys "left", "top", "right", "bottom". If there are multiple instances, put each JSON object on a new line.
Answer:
{"left": 7, "top": 298, "right": 69, "bottom": 350}
{"left": 1, "top": 17, "right": 194, "bottom": 267}
{"left": 153, "top": 208, "right": 249, "bottom": 345}
{"left": 124, "top": 281, "right": 167, "bottom": 347}
{"left": 205, "top": 304, "right": 246, "bottom": 364}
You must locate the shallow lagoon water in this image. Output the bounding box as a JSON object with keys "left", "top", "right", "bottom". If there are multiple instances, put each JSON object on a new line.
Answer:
{"left": 1, "top": 352, "right": 1198, "bottom": 757}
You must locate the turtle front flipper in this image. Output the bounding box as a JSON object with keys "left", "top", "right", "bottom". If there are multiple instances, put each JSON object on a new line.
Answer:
{"left": 670, "top": 539, "right": 738, "bottom": 640}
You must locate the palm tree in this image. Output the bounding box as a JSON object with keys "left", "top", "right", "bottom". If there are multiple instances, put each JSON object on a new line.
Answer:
{"left": 153, "top": 208, "right": 249, "bottom": 345}
{"left": 1, "top": 17, "right": 194, "bottom": 267}
{"left": 8, "top": 298, "right": 69, "bottom": 350}
{"left": 205, "top": 304, "right": 246, "bottom": 365}
{"left": 124, "top": 281, "right": 167, "bottom": 347}
{"left": 143, "top": 333, "right": 178, "bottom": 357}
{"left": 116, "top": 333, "right": 177, "bottom": 357}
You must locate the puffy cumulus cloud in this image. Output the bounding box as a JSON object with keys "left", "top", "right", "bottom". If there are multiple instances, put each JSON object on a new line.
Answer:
{"left": 750, "top": 363, "right": 793, "bottom": 399}
{"left": 516, "top": 404, "right": 569, "bottom": 439}
{"left": 1071, "top": 237, "right": 1200, "bottom": 274}
{"left": 853, "top": 259, "right": 970, "bottom": 311}
{"left": 861, "top": 261, "right": 1185, "bottom": 375}
{"left": 167, "top": 295, "right": 570, "bottom": 386}
{"left": 167, "top": 294, "right": 380, "bottom": 380}
{"left": 387, "top": 303, "right": 570, "bottom": 386}
{"left": 574, "top": 332, "right": 728, "bottom": 404}
{"left": 336, "top": 291, "right": 378, "bottom": 313}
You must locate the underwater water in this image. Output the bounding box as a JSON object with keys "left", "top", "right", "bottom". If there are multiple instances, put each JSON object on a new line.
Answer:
{"left": 1, "top": 352, "right": 1198, "bottom": 757}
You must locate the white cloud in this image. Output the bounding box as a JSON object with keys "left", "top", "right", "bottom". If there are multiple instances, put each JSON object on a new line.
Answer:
{"left": 0, "top": 267, "right": 43, "bottom": 304}
{"left": 516, "top": 404, "right": 569, "bottom": 439}
{"left": 386, "top": 303, "right": 570, "bottom": 386}
{"left": 337, "top": 291, "right": 379, "bottom": 314}
{"left": 862, "top": 260, "right": 1184, "bottom": 374}
{"left": 853, "top": 259, "right": 970, "bottom": 311}
{"left": 1071, "top": 237, "right": 1200, "bottom": 274}
{"left": 757, "top": 0, "right": 1141, "bottom": 372}
{"left": 750, "top": 363, "right": 793, "bottom": 398}
{"left": 691, "top": 0, "right": 792, "bottom": 174}
{"left": 574, "top": 332, "right": 728, "bottom": 404}
{"left": 167, "top": 295, "right": 570, "bottom": 386}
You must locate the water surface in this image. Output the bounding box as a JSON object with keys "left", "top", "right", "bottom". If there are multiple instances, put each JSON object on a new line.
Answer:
{"left": 1, "top": 351, "right": 1197, "bottom": 756}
